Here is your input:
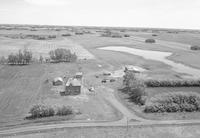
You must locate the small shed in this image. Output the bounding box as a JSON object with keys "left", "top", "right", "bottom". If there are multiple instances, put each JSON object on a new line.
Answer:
{"left": 75, "top": 72, "right": 83, "bottom": 80}
{"left": 103, "top": 71, "right": 111, "bottom": 76}
{"left": 53, "top": 77, "right": 64, "bottom": 86}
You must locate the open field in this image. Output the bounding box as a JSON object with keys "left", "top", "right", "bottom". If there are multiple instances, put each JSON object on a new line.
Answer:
{"left": 131, "top": 31, "right": 200, "bottom": 46}
{"left": 0, "top": 62, "right": 122, "bottom": 128}
{"left": 69, "top": 34, "right": 200, "bottom": 69}
{"left": 1, "top": 26, "right": 200, "bottom": 137}
{"left": 0, "top": 36, "right": 94, "bottom": 59}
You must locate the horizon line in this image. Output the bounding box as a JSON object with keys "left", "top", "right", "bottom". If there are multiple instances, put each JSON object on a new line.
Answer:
{"left": 0, "top": 23, "right": 199, "bottom": 31}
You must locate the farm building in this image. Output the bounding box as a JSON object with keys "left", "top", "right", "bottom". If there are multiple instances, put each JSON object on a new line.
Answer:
{"left": 103, "top": 71, "right": 111, "bottom": 76}
{"left": 124, "top": 65, "right": 145, "bottom": 73}
{"left": 52, "top": 77, "right": 64, "bottom": 86}
{"left": 61, "top": 78, "right": 81, "bottom": 96}
{"left": 75, "top": 72, "right": 83, "bottom": 80}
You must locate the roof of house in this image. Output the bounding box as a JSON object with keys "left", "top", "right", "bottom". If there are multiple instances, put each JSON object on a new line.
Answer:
{"left": 66, "top": 78, "right": 81, "bottom": 86}
{"left": 53, "top": 77, "right": 63, "bottom": 82}
{"left": 125, "top": 65, "right": 146, "bottom": 72}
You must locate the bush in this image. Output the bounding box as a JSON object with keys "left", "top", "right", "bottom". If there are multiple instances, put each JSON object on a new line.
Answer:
{"left": 111, "top": 34, "right": 122, "bottom": 38}
{"left": 145, "top": 39, "right": 156, "bottom": 43}
{"left": 128, "top": 87, "right": 147, "bottom": 105}
{"left": 28, "top": 105, "right": 75, "bottom": 119}
{"left": 124, "top": 34, "right": 130, "bottom": 37}
{"left": 48, "top": 35, "right": 56, "bottom": 39}
{"left": 152, "top": 34, "right": 158, "bottom": 36}
{"left": 29, "top": 105, "right": 55, "bottom": 118}
{"left": 56, "top": 106, "right": 73, "bottom": 116}
{"left": 191, "top": 45, "right": 200, "bottom": 50}
{"left": 144, "top": 92, "right": 200, "bottom": 113}
{"left": 75, "top": 32, "right": 83, "bottom": 35}
{"left": 0, "top": 56, "right": 7, "bottom": 64}
{"left": 145, "top": 79, "right": 200, "bottom": 87}
{"left": 62, "top": 34, "right": 71, "bottom": 37}
{"left": 101, "top": 31, "right": 122, "bottom": 38}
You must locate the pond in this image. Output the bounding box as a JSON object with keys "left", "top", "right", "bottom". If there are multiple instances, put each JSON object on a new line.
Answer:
{"left": 98, "top": 46, "right": 200, "bottom": 79}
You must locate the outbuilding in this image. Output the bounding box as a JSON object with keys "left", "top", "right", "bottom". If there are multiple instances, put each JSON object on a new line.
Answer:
{"left": 75, "top": 72, "right": 83, "bottom": 80}
{"left": 124, "top": 65, "right": 146, "bottom": 73}
{"left": 52, "top": 77, "right": 64, "bottom": 86}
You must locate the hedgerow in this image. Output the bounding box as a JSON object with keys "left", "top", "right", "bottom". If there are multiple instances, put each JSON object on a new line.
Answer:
{"left": 28, "top": 105, "right": 75, "bottom": 119}
{"left": 145, "top": 79, "right": 200, "bottom": 87}
{"left": 29, "top": 105, "right": 55, "bottom": 118}
{"left": 144, "top": 92, "right": 200, "bottom": 113}
{"left": 191, "top": 45, "right": 200, "bottom": 50}
{"left": 56, "top": 106, "right": 73, "bottom": 116}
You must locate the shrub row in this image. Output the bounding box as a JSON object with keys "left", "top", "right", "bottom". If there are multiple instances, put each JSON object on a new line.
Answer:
{"left": 62, "top": 33, "right": 71, "bottom": 37}
{"left": 144, "top": 92, "right": 200, "bottom": 113}
{"left": 6, "top": 34, "right": 57, "bottom": 40}
{"left": 29, "top": 105, "right": 74, "bottom": 119}
{"left": 145, "top": 39, "right": 156, "bottom": 43}
{"left": 191, "top": 45, "right": 200, "bottom": 50}
{"left": 145, "top": 79, "right": 200, "bottom": 87}
{"left": 56, "top": 106, "right": 74, "bottom": 116}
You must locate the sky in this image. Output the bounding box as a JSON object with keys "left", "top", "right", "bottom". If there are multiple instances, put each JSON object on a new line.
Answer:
{"left": 0, "top": 0, "right": 200, "bottom": 29}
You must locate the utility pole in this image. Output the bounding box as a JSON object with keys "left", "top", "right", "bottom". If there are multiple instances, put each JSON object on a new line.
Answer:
{"left": 126, "top": 117, "right": 129, "bottom": 132}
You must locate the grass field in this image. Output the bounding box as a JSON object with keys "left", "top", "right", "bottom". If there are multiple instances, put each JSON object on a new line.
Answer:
{"left": 0, "top": 64, "right": 46, "bottom": 125}
{"left": 0, "top": 36, "right": 94, "bottom": 60}
{"left": 132, "top": 31, "right": 200, "bottom": 46}
{"left": 69, "top": 33, "right": 200, "bottom": 70}
{"left": 0, "top": 61, "right": 121, "bottom": 128}
{"left": 1, "top": 26, "right": 200, "bottom": 137}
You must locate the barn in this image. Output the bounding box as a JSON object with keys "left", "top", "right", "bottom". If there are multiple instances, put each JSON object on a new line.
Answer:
{"left": 124, "top": 65, "right": 145, "bottom": 73}
{"left": 61, "top": 78, "right": 81, "bottom": 96}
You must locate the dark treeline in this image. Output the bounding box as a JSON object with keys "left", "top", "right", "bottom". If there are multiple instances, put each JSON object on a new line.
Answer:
{"left": 7, "top": 49, "right": 33, "bottom": 65}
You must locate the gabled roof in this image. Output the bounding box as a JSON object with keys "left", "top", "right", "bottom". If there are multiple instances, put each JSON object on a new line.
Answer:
{"left": 66, "top": 78, "right": 81, "bottom": 86}
{"left": 125, "top": 65, "right": 146, "bottom": 72}
{"left": 76, "top": 72, "right": 83, "bottom": 76}
{"left": 53, "top": 77, "right": 63, "bottom": 82}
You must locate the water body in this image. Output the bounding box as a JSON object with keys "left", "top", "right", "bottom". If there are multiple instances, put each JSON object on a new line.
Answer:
{"left": 98, "top": 46, "right": 200, "bottom": 79}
